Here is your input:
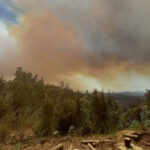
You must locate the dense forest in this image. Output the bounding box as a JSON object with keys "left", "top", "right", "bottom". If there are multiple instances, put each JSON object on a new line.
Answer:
{"left": 0, "top": 67, "right": 150, "bottom": 140}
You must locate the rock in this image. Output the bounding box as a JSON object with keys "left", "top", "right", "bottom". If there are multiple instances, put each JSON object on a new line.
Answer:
{"left": 68, "top": 126, "right": 75, "bottom": 134}
{"left": 53, "top": 130, "right": 60, "bottom": 137}
{"left": 19, "top": 128, "right": 35, "bottom": 141}
{"left": 10, "top": 133, "right": 15, "bottom": 138}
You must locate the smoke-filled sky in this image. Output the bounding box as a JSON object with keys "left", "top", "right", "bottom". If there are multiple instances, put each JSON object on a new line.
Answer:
{"left": 0, "top": 0, "right": 150, "bottom": 92}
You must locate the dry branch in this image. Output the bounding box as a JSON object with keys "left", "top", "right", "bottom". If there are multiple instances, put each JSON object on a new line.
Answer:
{"left": 81, "top": 140, "right": 100, "bottom": 144}
{"left": 69, "top": 144, "right": 73, "bottom": 150}
{"left": 87, "top": 143, "right": 96, "bottom": 150}
{"left": 51, "top": 143, "right": 64, "bottom": 150}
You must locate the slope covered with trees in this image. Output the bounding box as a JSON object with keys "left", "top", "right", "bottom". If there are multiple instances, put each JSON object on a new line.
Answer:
{"left": 0, "top": 67, "right": 150, "bottom": 140}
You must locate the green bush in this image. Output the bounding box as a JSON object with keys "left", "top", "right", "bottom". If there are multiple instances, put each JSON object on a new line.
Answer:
{"left": 129, "top": 120, "right": 141, "bottom": 129}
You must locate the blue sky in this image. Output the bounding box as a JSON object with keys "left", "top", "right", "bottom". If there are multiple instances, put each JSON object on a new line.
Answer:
{"left": 0, "top": 0, "right": 17, "bottom": 23}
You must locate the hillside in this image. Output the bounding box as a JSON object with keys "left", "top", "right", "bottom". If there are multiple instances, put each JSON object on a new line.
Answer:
{"left": 1, "top": 129, "right": 150, "bottom": 150}
{"left": 0, "top": 68, "right": 150, "bottom": 150}
{"left": 115, "top": 92, "right": 145, "bottom": 108}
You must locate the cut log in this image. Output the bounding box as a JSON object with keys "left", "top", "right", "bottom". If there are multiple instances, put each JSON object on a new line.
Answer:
{"left": 81, "top": 140, "right": 99, "bottom": 144}
{"left": 143, "top": 142, "right": 150, "bottom": 146}
{"left": 99, "top": 139, "right": 113, "bottom": 143}
{"left": 87, "top": 143, "right": 96, "bottom": 150}
{"left": 51, "top": 143, "right": 64, "bottom": 150}
{"left": 100, "top": 139, "right": 114, "bottom": 147}
{"left": 124, "top": 137, "right": 131, "bottom": 148}
{"left": 132, "top": 132, "right": 141, "bottom": 136}
{"left": 123, "top": 134, "right": 138, "bottom": 140}
{"left": 140, "top": 131, "right": 150, "bottom": 136}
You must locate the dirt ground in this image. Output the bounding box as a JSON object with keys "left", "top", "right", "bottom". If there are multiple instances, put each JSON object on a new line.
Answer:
{"left": 1, "top": 130, "right": 150, "bottom": 150}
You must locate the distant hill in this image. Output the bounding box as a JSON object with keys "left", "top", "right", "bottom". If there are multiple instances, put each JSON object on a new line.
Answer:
{"left": 114, "top": 91, "right": 145, "bottom": 108}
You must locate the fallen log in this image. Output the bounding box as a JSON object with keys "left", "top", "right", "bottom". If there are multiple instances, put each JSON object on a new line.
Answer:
{"left": 143, "top": 142, "right": 150, "bottom": 146}
{"left": 140, "top": 131, "right": 150, "bottom": 136}
{"left": 51, "top": 143, "right": 64, "bottom": 150}
{"left": 123, "top": 134, "right": 138, "bottom": 140}
{"left": 99, "top": 139, "right": 114, "bottom": 147}
{"left": 81, "top": 140, "right": 100, "bottom": 144}
{"left": 87, "top": 143, "right": 96, "bottom": 150}
{"left": 99, "top": 139, "right": 113, "bottom": 143}
{"left": 132, "top": 132, "right": 141, "bottom": 136}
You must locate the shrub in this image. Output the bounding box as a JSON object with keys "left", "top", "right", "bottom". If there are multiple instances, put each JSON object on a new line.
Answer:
{"left": 129, "top": 120, "right": 141, "bottom": 129}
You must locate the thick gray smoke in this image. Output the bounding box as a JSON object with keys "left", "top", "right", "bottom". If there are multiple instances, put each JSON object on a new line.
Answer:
{"left": 1, "top": 0, "right": 150, "bottom": 91}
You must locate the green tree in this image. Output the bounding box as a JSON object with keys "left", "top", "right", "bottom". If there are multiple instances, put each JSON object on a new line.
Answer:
{"left": 40, "top": 99, "right": 54, "bottom": 136}
{"left": 146, "top": 90, "right": 150, "bottom": 106}
{"left": 91, "top": 90, "right": 107, "bottom": 133}
{"left": 53, "top": 98, "right": 77, "bottom": 135}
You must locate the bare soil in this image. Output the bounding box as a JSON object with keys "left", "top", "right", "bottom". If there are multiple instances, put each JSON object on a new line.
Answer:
{"left": 1, "top": 130, "right": 150, "bottom": 150}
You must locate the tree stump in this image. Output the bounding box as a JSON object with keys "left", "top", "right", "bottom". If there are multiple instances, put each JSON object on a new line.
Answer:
{"left": 124, "top": 137, "right": 131, "bottom": 148}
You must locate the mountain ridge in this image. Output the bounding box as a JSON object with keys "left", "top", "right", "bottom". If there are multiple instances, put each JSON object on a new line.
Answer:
{"left": 114, "top": 91, "right": 145, "bottom": 108}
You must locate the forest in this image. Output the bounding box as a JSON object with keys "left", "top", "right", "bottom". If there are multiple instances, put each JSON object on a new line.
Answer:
{"left": 0, "top": 67, "right": 150, "bottom": 141}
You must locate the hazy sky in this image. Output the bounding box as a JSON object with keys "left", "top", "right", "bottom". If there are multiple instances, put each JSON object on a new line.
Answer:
{"left": 0, "top": 0, "right": 150, "bottom": 92}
